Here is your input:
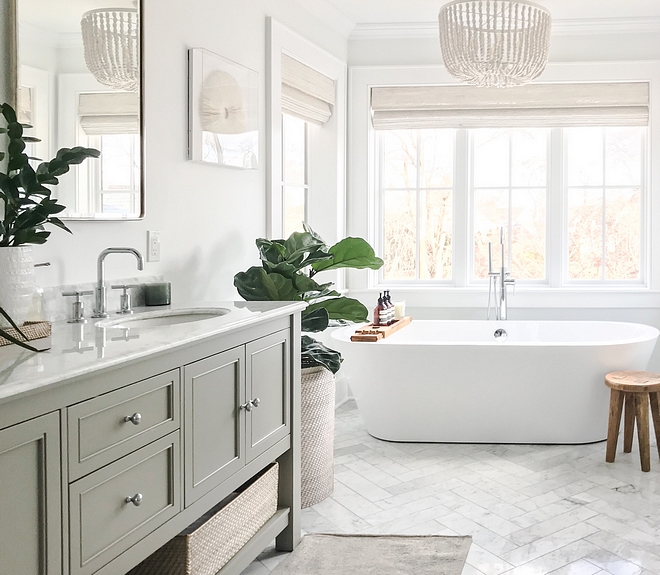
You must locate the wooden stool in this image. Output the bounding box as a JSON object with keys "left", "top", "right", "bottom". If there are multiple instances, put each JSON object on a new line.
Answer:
{"left": 605, "top": 371, "right": 660, "bottom": 472}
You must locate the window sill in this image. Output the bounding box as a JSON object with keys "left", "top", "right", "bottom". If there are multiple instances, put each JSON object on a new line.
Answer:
{"left": 351, "top": 286, "right": 660, "bottom": 309}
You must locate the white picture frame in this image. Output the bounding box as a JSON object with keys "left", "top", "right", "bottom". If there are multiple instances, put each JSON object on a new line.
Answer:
{"left": 188, "top": 48, "right": 259, "bottom": 169}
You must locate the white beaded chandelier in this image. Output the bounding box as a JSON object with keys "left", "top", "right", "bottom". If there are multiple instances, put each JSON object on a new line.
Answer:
{"left": 81, "top": 9, "right": 139, "bottom": 92}
{"left": 438, "top": 0, "right": 551, "bottom": 88}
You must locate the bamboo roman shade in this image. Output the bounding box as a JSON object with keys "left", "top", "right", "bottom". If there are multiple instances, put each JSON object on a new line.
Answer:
{"left": 79, "top": 91, "right": 140, "bottom": 135}
{"left": 281, "top": 53, "right": 335, "bottom": 125}
{"left": 370, "top": 82, "right": 650, "bottom": 129}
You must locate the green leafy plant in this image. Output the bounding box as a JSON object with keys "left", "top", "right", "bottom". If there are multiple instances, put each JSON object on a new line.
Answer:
{"left": 0, "top": 102, "right": 100, "bottom": 246}
{"left": 234, "top": 225, "right": 383, "bottom": 374}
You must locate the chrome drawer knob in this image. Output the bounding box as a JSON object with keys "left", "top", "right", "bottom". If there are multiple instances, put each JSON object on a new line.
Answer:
{"left": 124, "top": 413, "right": 142, "bottom": 425}
{"left": 251, "top": 397, "right": 261, "bottom": 408}
{"left": 240, "top": 401, "right": 253, "bottom": 412}
{"left": 125, "top": 493, "right": 143, "bottom": 506}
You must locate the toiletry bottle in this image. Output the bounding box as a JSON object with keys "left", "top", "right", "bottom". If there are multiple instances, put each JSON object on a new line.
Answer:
{"left": 384, "top": 290, "right": 394, "bottom": 325}
{"left": 374, "top": 293, "right": 384, "bottom": 326}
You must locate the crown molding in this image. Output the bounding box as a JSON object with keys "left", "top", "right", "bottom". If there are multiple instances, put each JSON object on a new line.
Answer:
{"left": 290, "top": 0, "right": 356, "bottom": 38}
{"left": 349, "top": 17, "right": 660, "bottom": 40}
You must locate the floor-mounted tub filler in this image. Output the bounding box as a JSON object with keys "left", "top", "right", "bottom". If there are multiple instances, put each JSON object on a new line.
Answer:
{"left": 331, "top": 321, "right": 659, "bottom": 444}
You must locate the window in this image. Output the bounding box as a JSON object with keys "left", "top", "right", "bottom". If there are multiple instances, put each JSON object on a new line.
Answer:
{"left": 566, "top": 127, "right": 644, "bottom": 282}
{"left": 380, "top": 130, "right": 454, "bottom": 280}
{"left": 87, "top": 134, "right": 141, "bottom": 215}
{"left": 282, "top": 114, "right": 308, "bottom": 237}
{"left": 377, "top": 125, "right": 646, "bottom": 286}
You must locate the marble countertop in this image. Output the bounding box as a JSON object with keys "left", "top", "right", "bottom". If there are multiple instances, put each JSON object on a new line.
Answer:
{"left": 0, "top": 301, "right": 306, "bottom": 404}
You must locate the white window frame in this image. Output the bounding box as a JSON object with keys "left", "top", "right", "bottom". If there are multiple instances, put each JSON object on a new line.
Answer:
{"left": 266, "top": 18, "right": 347, "bottom": 245}
{"left": 282, "top": 113, "right": 310, "bottom": 236}
{"left": 348, "top": 62, "right": 660, "bottom": 309}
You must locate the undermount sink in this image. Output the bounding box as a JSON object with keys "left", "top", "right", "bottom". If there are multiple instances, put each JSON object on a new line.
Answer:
{"left": 96, "top": 308, "right": 231, "bottom": 329}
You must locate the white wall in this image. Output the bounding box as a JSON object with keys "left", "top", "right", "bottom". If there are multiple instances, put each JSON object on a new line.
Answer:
{"left": 2, "top": 0, "right": 347, "bottom": 303}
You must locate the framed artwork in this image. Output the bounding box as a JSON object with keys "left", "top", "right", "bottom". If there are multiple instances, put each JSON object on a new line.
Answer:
{"left": 188, "top": 48, "right": 259, "bottom": 169}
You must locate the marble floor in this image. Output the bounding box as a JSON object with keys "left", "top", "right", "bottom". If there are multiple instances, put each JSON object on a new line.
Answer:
{"left": 243, "top": 401, "right": 660, "bottom": 575}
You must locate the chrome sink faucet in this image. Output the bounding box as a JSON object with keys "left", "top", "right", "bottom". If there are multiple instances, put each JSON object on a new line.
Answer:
{"left": 92, "top": 248, "right": 145, "bottom": 318}
{"left": 487, "top": 228, "right": 516, "bottom": 321}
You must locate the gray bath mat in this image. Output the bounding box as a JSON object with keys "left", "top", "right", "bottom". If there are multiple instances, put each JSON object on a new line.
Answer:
{"left": 271, "top": 533, "right": 472, "bottom": 575}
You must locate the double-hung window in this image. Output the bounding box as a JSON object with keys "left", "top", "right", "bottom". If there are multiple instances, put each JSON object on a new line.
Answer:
{"left": 372, "top": 82, "right": 649, "bottom": 288}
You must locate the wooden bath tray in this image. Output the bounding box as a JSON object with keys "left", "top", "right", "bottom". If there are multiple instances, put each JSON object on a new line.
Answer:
{"left": 350, "top": 316, "right": 412, "bottom": 342}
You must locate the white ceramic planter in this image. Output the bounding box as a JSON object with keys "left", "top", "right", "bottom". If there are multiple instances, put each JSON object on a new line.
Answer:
{"left": 0, "top": 246, "right": 35, "bottom": 328}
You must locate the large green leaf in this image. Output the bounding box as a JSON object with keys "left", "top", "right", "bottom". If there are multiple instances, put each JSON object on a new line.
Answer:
{"left": 256, "top": 238, "right": 286, "bottom": 264}
{"left": 233, "top": 267, "right": 300, "bottom": 302}
{"left": 305, "top": 297, "right": 369, "bottom": 323}
{"left": 301, "top": 307, "right": 329, "bottom": 333}
{"left": 301, "top": 335, "right": 342, "bottom": 374}
{"left": 283, "top": 231, "right": 327, "bottom": 265}
{"left": 312, "top": 237, "right": 384, "bottom": 273}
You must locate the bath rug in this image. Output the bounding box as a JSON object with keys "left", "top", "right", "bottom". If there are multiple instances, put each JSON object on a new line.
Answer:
{"left": 270, "top": 533, "right": 472, "bottom": 575}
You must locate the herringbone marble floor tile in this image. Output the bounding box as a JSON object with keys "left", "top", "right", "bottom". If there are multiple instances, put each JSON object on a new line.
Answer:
{"left": 243, "top": 401, "right": 660, "bottom": 575}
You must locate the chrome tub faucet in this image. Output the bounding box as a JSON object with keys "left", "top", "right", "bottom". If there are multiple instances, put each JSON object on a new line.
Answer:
{"left": 93, "top": 248, "right": 145, "bottom": 318}
{"left": 487, "top": 227, "right": 515, "bottom": 321}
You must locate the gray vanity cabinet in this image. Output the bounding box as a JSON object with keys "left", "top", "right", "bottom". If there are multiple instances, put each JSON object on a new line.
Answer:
{"left": 184, "top": 329, "right": 292, "bottom": 507}
{"left": 184, "top": 346, "right": 246, "bottom": 505}
{"left": 0, "top": 412, "right": 62, "bottom": 575}
{"left": 245, "top": 330, "right": 290, "bottom": 462}
{"left": 184, "top": 330, "right": 291, "bottom": 506}
{"left": 0, "top": 304, "right": 302, "bottom": 575}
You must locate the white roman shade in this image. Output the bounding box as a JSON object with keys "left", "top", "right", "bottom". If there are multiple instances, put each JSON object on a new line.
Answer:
{"left": 78, "top": 91, "right": 139, "bottom": 135}
{"left": 281, "top": 53, "right": 335, "bottom": 125}
{"left": 370, "top": 82, "right": 650, "bottom": 130}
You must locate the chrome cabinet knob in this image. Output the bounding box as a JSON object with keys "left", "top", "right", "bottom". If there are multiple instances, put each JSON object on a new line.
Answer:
{"left": 251, "top": 398, "right": 261, "bottom": 408}
{"left": 125, "top": 493, "right": 143, "bottom": 506}
{"left": 124, "top": 413, "right": 142, "bottom": 425}
{"left": 240, "top": 401, "right": 253, "bottom": 412}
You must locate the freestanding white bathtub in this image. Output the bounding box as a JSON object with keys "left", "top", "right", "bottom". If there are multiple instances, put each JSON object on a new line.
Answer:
{"left": 331, "top": 321, "right": 659, "bottom": 444}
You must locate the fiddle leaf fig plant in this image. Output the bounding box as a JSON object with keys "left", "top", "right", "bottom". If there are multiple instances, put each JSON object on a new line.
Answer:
{"left": 234, "top": 224, "right": 383, "bottom": 373}
{"left": 0, "top": 102, "right": 100, "bottom": 247}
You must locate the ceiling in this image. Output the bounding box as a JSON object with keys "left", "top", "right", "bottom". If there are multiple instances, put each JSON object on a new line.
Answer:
{"left": 19, "top": 0, "right": 135, "bottom": 35}
{"left": 321, "top": 0, "right": 660, "bottom": 25}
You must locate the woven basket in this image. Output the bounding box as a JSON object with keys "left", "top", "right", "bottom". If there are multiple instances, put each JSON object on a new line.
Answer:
{"left": 129, "top": 462, "right": 278, "bottom": 575}
{"left": 0, "top": 321, "right": 51, "bottom": 347}
{"left": 301, "top": 366, "right": 335, "bottom": 508}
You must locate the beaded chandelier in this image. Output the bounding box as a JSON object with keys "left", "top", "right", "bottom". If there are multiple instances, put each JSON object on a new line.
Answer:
{"left": 81, "top": 9, "right": 139, "bottom": 92}
{"left": 438, "top": 0, "right": 551, "bottom": 88}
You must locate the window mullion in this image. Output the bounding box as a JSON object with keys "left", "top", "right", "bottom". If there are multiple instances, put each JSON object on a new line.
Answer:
{"left": 454, "top": 129, "right": 469, "bottom": 287}
{"left": 549, "top": 127, "right": 563, "bottom": 287}
{"left": 602, "top": 127, "right": 607, "bottom": 281}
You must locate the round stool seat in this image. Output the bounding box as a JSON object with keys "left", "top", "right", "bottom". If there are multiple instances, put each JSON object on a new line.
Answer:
{"left": 605, "top": 371, "right": 660, "bottom": 393}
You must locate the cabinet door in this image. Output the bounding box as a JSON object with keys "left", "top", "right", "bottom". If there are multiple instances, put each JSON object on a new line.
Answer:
{"left": 184, "top": 346, "right": 245, "bottom": 506}
{"left": 69, "top": 433, "right": 180, "bottom": 575}
{"left": 246, "top": 330, "right": 291, "bottom": 462}
{"left": 0, "top": 412, "right": 61, "bottom": 575}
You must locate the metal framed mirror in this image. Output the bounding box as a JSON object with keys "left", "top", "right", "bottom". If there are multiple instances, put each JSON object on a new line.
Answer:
{"left": 9, "top": 0, "right": 144, "bottom": 220}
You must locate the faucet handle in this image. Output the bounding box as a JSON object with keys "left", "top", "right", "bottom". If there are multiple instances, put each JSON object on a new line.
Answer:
{"left": 62, "top": 291, "right": 94, "bottom": 323}
{"left": 111, "top": 285, "right": 139, "bottom": 315}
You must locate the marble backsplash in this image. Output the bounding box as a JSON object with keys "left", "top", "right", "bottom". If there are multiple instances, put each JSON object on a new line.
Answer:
{"left": 36, "top": 275, "right": 166, "bottom": 323}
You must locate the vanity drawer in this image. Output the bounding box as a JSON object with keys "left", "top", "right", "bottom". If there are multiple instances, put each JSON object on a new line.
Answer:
{"left": 68, "top": 370, "right": 180, "bottom": 480}
{"left": 69, "top": 432, "right": 181, "bottom": 575}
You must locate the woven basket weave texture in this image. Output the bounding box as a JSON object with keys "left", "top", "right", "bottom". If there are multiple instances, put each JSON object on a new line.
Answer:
{"left": 301, "top": 366, "right": 335, "bottom": 508}
{"left": 128, "top": 462, "right": 278, "bottom": 575}
{"left": 0, "top": 321, "right": 51, "bottom": 347}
